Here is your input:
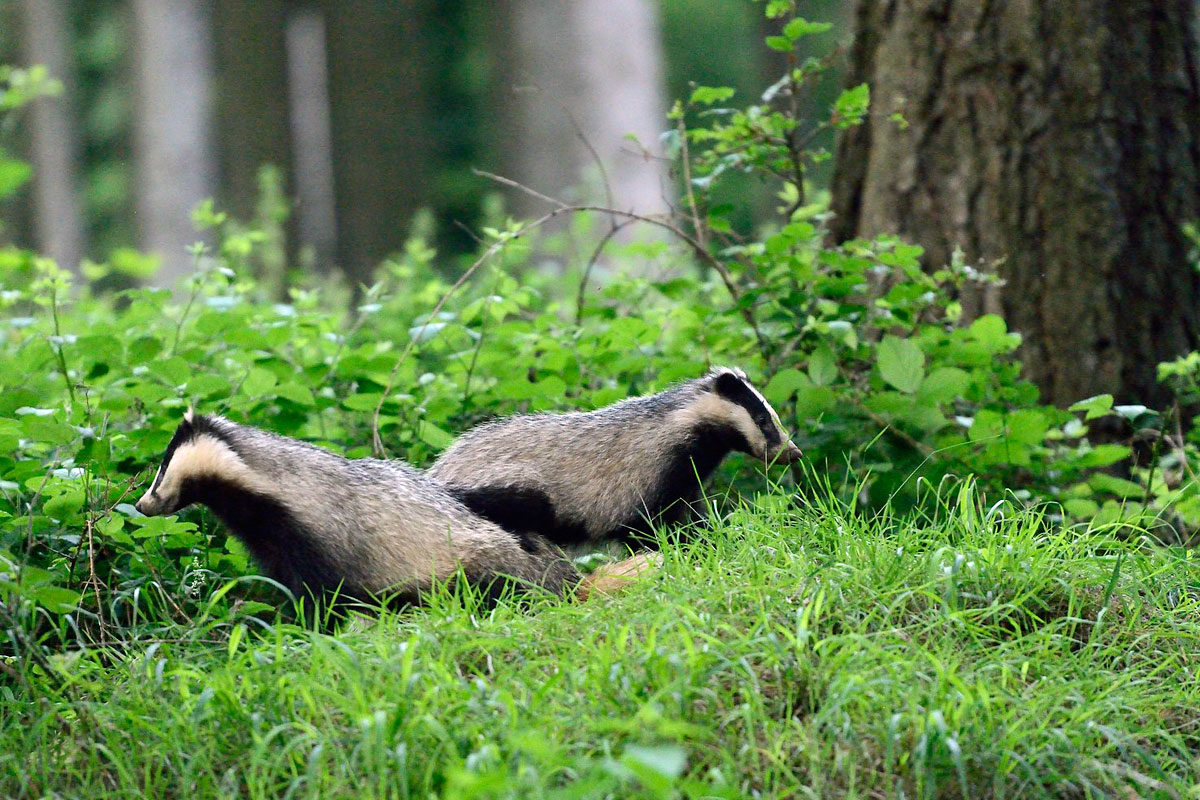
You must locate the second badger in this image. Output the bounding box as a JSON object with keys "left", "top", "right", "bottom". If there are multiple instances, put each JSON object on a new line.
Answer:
{"left": 430, "top": 366, "right": 802, "bottom": 547}
{"left": 135, "top": 411, "right": 581, "bottom": 609}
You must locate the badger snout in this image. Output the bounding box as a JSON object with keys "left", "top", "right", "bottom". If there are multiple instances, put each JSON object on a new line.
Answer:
{"left": 134, "top": 492, "right": 162, "bottom": 516}
{"left": 776, "top": 441, "right": 803, "bottom": 465}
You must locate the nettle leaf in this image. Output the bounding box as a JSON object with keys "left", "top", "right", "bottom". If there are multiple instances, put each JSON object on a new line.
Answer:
{"left": 418, "top": 421, "right": 455, "bottom": 450}
{"left": 1069, "top": 394, "right": 1114, "bottom": 421}
{"left": 877, "top": 336, "right": 925, "bottom": 394}
{"left": 765, "top": 35, "right": 793, "bottom": 52}
{"left": 969, "top": 315, "right": 1015, "bottom": 353}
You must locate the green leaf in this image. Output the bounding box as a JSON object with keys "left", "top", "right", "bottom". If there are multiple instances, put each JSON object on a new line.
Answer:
{"left": 834, "top": 84, "right": 870, "bottom": 128}
{"left": 1074, "top": 444, "right": 1132, "bottom": 469}
{"left": 1090, "top": 473, "right": 1145, "bottom": 499}
{"left": 919, "top": 367, "right": 969, "bottom": 403}
{"left": 44, "top": 490, "right": 85, "bottom": 520}
{"left": 968, "top": 315, "right": 1016, "bottom": 353}
{"left": 764, "top": 369, "right": 805, "bottom": 406}
{"left": 276, "top": 382, "right": 316, "bottom": 407}
{"left": 807, "top": 348, "right": 837, "bottom": 387}
{"left": 242, "top": 367, "right": 278, "bottom": 397}
{"left": 343, "top": 393, "right": 383, "bottom": 412}
{"left": 689, "top": 86, "right": 735, "bottom": 106}
{"left": 1006, "top": 409, "right": 1049, "bottom": 445}
{"left": 783, "top": 17, "right": 832, "bottom": 39}
{"left": 877, "top": 335, "right": 925, "bottom": 394}
{"left": 30, "top": 585, "right": 81, "bottom": 614}
{"left": 1069, "top": 394, "right": 1114, "bottom": 421}
{"left": 1063, "top": 498, "right": 1100, "bottom": 519}
{"left": 765, "top": 35, "right": 793, "bottom": 51}
{"left": 109, "top": 247, "right": 161, "bottom": 279}
{"left": 0, "top": 157, "right": 32, "bottom": 199}
{"left": 418, "top": 421, "right": 455, "bottom": 450}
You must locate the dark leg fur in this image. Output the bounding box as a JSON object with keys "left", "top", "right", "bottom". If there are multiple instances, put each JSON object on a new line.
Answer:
{"left": 447, "top": 484, "right": 592, "bottom": 547}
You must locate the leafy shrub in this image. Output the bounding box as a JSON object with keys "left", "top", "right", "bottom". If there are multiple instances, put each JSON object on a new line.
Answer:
{"left": 0, "top": 0, "right": 1187, "bottom": 653}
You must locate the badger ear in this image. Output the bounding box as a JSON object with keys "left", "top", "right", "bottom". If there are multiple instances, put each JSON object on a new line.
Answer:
{"left": 711, "top": 369, "right": 745, "bottom": 399}
{"left": 183, "top": 406, "right": 196, "bottom": 424}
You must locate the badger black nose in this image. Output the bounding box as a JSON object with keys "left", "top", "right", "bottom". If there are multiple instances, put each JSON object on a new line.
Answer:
{"left": 134, "top": 498, "right": 148, "bottom": 515}
{"left": 780, "top": 442, "right": 803, "bottom": 465}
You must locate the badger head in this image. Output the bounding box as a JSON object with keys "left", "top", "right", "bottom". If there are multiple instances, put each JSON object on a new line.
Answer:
{"left": 700, "top": 366, "right": 802, "bottom": 465}
{"left": 134, "top": 410, "right": 251, "bottom": 516}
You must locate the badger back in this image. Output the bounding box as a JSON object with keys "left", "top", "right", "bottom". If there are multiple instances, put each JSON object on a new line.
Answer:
{"left": 431, "top": 367, "right": 800, "bottom": 545}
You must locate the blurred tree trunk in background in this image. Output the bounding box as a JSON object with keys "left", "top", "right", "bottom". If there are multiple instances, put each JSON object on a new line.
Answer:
{"left": 131, "top": 0, "right": 217, "bottom": 287}
{"left": 20, "top": 0, "right": 86, "bottom": 274}
{"left": 831, "top": 0, "right": 1200, "bottom": 409}
{"left": 322, "top": 0, "right": 434, "bottom": 284}
{"left": 497, "top": 0, "right": 670, "bottom": 228}
{"left": 212, "top": 0, "right": 292, "bottom": 222}
{"left": 285, "top": 6, "right": 337, "bottom": 270}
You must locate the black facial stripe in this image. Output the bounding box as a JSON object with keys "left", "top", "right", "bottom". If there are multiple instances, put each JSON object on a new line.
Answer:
{"left": 712, "top": 372, "right": 782, "bottom": 447}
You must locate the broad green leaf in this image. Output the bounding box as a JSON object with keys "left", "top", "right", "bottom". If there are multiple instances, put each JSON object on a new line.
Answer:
{"left": 242, "top": 367, "right": 278, "bottom": 397}
{"left": 30, "top": 585, "right": 81, "bottom": 614}
{"left": 418, "top": 421, "right": 455, "bottom": 450}
{"left": 1069, "top": 394, "right": 1113, "bottom": 421}
{"left": 765, "top": 35, "right": 793, "bottom": 51}
{"left": 1006, "top": 409, "right": 1049, "bottom": 445}
{"left": 877, "top": 335, "right": 924, "bottom": 394}
{"left": 276, "top": 382, "right": 316, "bottom": 407}
{"left": 807, "top": 347, "right": 837, "bottom": 387}
{"left": 764, "top": 368, "right": 805, "bottom": 405}
{"left": 919, "top": 367, "right": 969, "bottom": 403}
{"left": 44, "top": 490, "right": 85, "bottom": 519}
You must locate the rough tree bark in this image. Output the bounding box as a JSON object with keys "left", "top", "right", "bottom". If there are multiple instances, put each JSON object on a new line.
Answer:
{"left": 131, "top": 0, "right": 218, "bottom": 287}
{"left": 830, "top": 0, "right": 1200, "bottom": 408}
{"left": 20, "top": 0, "right": 87, "bottom": 274}
{"left": 496, "top": 0, "right": 671, "bottom": 224}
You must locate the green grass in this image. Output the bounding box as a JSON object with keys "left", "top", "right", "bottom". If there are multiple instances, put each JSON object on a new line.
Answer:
{"left": 3, "top": 484, "right": 1200, "bottom": 799}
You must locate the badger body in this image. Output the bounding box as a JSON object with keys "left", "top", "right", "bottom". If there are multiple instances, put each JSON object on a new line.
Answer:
{"left": 429, "top": 367, "right": 801, "bottom": 547}
{"left": 134, "top": 412, "right": 580, "bottom": 610}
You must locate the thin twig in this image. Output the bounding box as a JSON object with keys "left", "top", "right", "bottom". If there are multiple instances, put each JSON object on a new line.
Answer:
{"left": 677, "top": 116, "right": 707, "bottom": 253}
{"left": 564, "top": 108, "right": 617, "bottom": 223}
{"left": 470, "top": 168, "right": 567, "bottom": 209}
{"left": 575, "top": 219, "right": 636, "bottom": 326}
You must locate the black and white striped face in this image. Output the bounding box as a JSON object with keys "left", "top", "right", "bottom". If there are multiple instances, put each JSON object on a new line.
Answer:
{"left": 134, "top": 411, "right": 250, "bottom": 516}
{"left": 707, "top": 367, "right": 802, "bottom": 465}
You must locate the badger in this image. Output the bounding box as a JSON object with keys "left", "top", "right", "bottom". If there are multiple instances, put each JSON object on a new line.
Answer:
{"left": 133, "top": 411, "right": 585, "bottom": 614}
{"left": 429, "top": 366, "right": 802, "bottom": 547}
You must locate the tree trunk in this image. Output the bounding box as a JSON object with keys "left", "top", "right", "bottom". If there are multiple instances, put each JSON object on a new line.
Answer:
{"left": 285, "top": 6, "right": 337, "bottom": 269}
{"left": 212, "top": 0, "right": 292, "bottom": 222}
{"left": 830, "top": 0, "right": 1200, "bottom": 409}
{"left": 496, "top": 0, "right": 671, "bottom": 226}
{"left": 322, "top": 0, "right": 435, "bottom": 283}
{"left": 131, "top": 0, "right": 218, "bottom": 287}
{"left": 20, "top": 0, "right": 87, "bottom": 275}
